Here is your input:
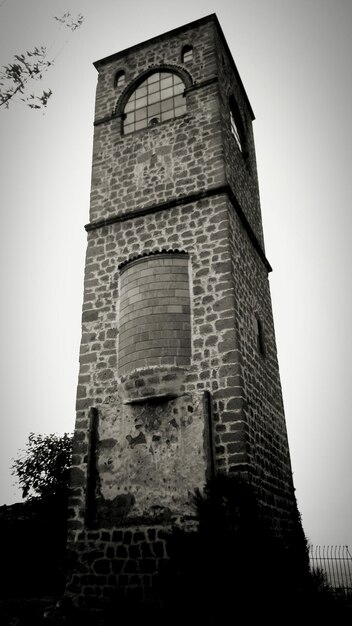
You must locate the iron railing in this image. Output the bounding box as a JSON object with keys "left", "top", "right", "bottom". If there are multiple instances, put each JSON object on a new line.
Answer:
{"left": 309, "top": 545, "right": 352, "bottom": 594}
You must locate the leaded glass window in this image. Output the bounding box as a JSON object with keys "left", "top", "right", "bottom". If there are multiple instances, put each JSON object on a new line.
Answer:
{"left": 123, "top": 72, "right": 186, "bottom": 134}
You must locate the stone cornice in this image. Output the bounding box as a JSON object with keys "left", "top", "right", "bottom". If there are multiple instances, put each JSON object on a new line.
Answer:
{"left": 184, "top": 76, "right": 218, "bottom": 93}
{"left": 85, "top": 184, "right": 272, "bottom": 273}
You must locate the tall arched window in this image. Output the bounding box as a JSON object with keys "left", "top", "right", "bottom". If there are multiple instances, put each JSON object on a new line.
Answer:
{"left": 123, "top": 71, "right": 186, "bottom": 135}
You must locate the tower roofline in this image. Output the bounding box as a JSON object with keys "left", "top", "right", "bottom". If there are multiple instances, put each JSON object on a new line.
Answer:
{"left": 93, "top": 13, "right": 255, "bottom": 120}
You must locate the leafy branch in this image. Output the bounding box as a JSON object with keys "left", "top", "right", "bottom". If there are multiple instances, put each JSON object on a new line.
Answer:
{"left": 0, "top": 46, "right": 53, "bottom": 109}
{"left": 53, "top": 10, "right": 84, "bottom": 31}
{"left": 11, "top": 432, "right": 73, "bottom": 502}
{"left": 0, "top": 12, "right": 84, "bottom": 110}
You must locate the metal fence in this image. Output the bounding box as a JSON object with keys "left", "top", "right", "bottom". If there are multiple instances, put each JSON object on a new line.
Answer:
{"left": 309, "top": 545, "right": 352, "bottom": 593}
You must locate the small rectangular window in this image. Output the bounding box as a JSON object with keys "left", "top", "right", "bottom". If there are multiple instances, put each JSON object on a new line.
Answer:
{"left": 135, "top": 119, "right": 147, "bottom": 131}
{"left": 182, "top": 46, "right": 193, "bottom": 63}
{"left": 148, "top": 91, "right": 160, "bottom": 105}
{"left": 135, "top": 96, "right": 147, "bottom": 109}
{"left": 161, "top": 109, "right": 174, "bottom": 122}
{"left": 173, "top": 83, "right": 184, "bottom": 95}
{"left": 230, "top": 110, "right": 242, "bottom": 152}
{"left": 160, "top": 76, "right": 173, "bottom": 89}
{"left": 125, "top": 111, "right": 135, "bottom": 124}
{"left": 160, "top": 86, "right": 173, "bottom": 99}
{"left": 135, "top": 86, "right": 147, "bottom": 99}
{"left": 147, "top": 72, "right": 160, "bottom": 84}
{"left": 161, "top": 97, "right": 174, "bottom": 113}
{"left": 135, "top": 108, "right": 147, "bottom": 122}
{"left": 174, "top": 94, "right": 184, "bottom": 108}
{"left": 148, "top": 81, "right": 160, "bottom": 94}
{"left": 148, "top": 103, "right": 161, "bottom": 117}
{"left": 174, "top": 105, "right": 186, "bottom": 117}
{"left": 124, "top": 101, "right": 135, "bottom": 113}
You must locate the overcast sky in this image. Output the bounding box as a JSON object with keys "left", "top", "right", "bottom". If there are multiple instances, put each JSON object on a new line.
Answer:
{"left": 0, "top": 0, "right": 351, "bottom": 548}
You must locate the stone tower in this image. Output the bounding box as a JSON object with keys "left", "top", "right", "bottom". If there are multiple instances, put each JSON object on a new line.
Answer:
{"left": 66, "top": 14, "right": 298, "bottom": 608}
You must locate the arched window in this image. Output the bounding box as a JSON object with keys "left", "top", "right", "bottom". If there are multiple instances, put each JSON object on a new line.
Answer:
{"left": 182, "top": 45, "right": 193, "bottom": 63}
{"left": 123, "top": 71, "right": 186, "bottom": 135}
{"left": 229, "top": 96, "right": 244, "bottom": 152}
{"left": 115, "top": 70, "right": 125, "bottom": 88}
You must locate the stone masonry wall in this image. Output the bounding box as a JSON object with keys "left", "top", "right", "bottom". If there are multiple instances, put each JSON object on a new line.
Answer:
{"left": 93, "top": 20, "right": 217, "bottom": 123}
{"left": 67, "top": 191, "right": 295, "bottom": 604}
{"left": 227, "top": 198, "right": 296, "bottom": 535}
{"left": 67, "top": 195, "right": 242, "bottom": 607}
{"left": 66, "top": 524, "right": 176, "bottom": 609}
{"left": 90, "top": 19, "right": 223, "bottom": 225}
{"left": 71, "top": 195, "right": 239, "bottom": 522}
{"left": 214, "top": 28, "right": 265, "bottom": 249}
{"left": 67, "top": 14, "right": 298, "bottom": 609}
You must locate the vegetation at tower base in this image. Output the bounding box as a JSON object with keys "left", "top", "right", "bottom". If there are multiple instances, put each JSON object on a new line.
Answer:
{"left": 0, "top": 433, "right": 73, "bottom": 604}
{"left": 89, "top": 475, "right": 350, "bottom": 626}
{"left": 31, "top": 474, "right": 349, "bottom": 625}
{"left": 11, "top": 432, "right": 73, "bottom": 503}
{"left": 1, "top": 470, "right": 351, "bottom": 624}
{"left": 153, "top": 474, "right": 312, "bottom": 624}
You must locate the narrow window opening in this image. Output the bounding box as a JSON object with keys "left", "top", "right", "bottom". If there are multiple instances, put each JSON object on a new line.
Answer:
{"left": 230, "top": 109, "right": 242, "bottom": 152}
{"left": 182, "top": 45, "right": 193, "bottom": 63}
{"left": 229, "top": 96, "right": 244, "bottom": 153}
{"left": 255, "top": 318, "right": 265, "bottom": 357}
{"left": 115, "top": 70, "right": 125, "bottom": 88}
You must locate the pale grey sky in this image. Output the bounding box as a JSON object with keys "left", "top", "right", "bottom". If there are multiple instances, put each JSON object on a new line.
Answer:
{"left": 1, "top": 0, "right": 351, "bottom": 547}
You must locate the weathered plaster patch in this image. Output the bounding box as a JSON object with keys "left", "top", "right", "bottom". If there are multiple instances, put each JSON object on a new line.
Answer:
{"left": 96, "top": 392, "right": 209, "bottom": 519}
{"left": 134, "top": 139, "right": 188, "bottom": 189}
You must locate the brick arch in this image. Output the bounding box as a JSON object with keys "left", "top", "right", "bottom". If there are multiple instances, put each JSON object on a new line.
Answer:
{"left": 118, "top": 252, "right": 191, "bottom": 375}
{"left": 114, "top": 64, "right": 194, "bottom": 117}
{"left": 118, "top": 248, "right": 188, "bottom": 271}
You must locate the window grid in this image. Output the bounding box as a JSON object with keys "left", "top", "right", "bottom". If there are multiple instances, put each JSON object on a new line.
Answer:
{"left": 124, "top": 72, "right": 186, "bottom": 134}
